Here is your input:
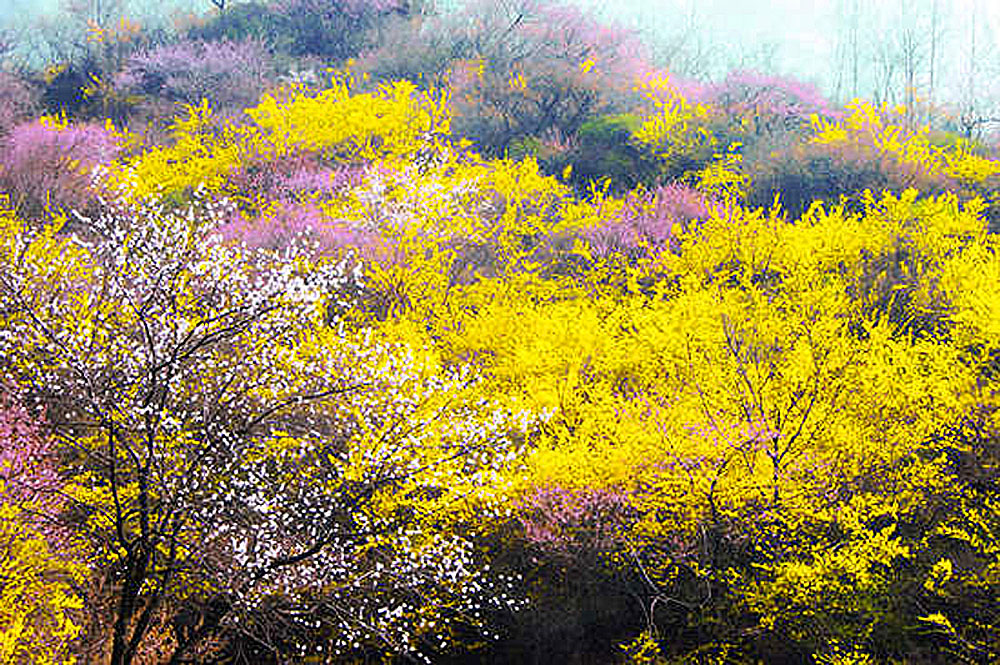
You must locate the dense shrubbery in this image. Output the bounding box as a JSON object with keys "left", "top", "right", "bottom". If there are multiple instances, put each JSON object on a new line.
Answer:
{"left": 1, "top": 2, "right": 999, "bottom": 664}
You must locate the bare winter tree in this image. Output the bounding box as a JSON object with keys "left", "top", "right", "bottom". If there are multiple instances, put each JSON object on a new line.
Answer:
{"left": 954, "top": 0, "right": 1000, "bottom": 139}
{"left": 831, "top": 0, "right": 866, "bottom": 103}
{"left": 640, "top": 0, "right": 719, "bottom": 80}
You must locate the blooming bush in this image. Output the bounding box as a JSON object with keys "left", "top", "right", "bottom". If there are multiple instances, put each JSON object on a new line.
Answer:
{"left": 0, "top": 116, "right": 121, "bottom": 219}
{"left": 225, "top": 149, "right": 366, "bottom": 212}
{"left": 583, "top": 182, "right": 710, "bottom": 259}
{"left": 630, "top": 75, "right": 728, "bottom": 183}
{"left": 0, "top": 398, "right": 64, "bottom": 533}
{"left": 741, "top": 100, "right": 1000, "bottom": 217}
{"left": 219, "top": 200, "right": 382, "bottom": 257}
{"left": 518, "top": 484, "right": 633, "bottom": 561}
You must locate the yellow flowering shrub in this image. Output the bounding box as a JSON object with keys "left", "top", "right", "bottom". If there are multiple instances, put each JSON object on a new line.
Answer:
{"left": 102, "top": 75, "right": 452, "bottom": 204}
{"left": 810, "top": 100, "right": 1000, "bottom": 187}
{"left": 104, "top": 100, "right": 241, "bottom": 200}
{"left": 628, "top": 75, "right": 725, "bottom": 186}
{"left": 939, "top": 235, "right": 1000, "bottom": 346}
{"left": 246, "top": 76, "right": 451, "bottom": 163}
{"left": 632, "top": 76, "right": 713, "bottom": 153}
{"left": 0, "top": 503, "right": 86, "bottom": 665}
{"left": 396, "top": 180, "right": 998, "bottom": 660}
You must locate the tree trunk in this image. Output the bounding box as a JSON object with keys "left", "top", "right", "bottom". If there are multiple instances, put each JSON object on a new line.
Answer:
{"left": 109, "top": 549, "right": 149, "bottom": 665}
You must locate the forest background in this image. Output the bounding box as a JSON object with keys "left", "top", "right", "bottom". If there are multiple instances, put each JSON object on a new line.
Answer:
{"left": 7, "top": 0, "right": 1000, "bottom": 138}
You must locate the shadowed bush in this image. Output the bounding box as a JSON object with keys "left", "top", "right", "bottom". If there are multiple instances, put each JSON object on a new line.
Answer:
{"left": 0, "top": 72, "right": 40, "bottom": 137}
{"left": 744, "top": 138, "right": 952, "bottom": 218}
{"left": 189, "top": 0, "right": 408, "bottom": 61}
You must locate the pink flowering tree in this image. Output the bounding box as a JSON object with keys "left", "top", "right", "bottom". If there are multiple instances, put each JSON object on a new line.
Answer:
{"left": 705, "top": 70, "right": 837, "bottom": 140}
{"left": 114, "top": 38, "right": 278, "bottom": 121}
{"left": 0, "top": 119, "right": 121, "bottom": 219}
{"left": 423, "top": 0, "right": 655, "bottom": 154}
{"left": 0, "top": 397, "right": 64, "bottom": 534}
{"left": 219, "top": 200, "right": 383, "bottom": 258}
{"left": 518, "top": 484, "right": 634, "bottom": 563}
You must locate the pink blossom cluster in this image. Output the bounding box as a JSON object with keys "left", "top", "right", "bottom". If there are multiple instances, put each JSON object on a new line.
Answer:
{"left": 280, "top": 164, "right": 365, "bottom": 195}
{"left": 0, "top": 394, "right": 65, "bottom": 541}
{"left": 228, "top": 154, "right": 365, "bottom": 203}
{"left": 115, "top": 38, "right": 276, "bottom": 115}
{"left": 518, "top": 484, "right": 633, "bottom": 560}
{"left": 0, "top": 119, "right": 121, "bottom": 216}
{"left": 585, "top": 183, "right": 711, "bottom": 258}
{"left": 683, "top": 415, "right": 782, "bottom": 453}
{"left": 219, "top": 201, "right": 382, "bottom": 257}
{"left": 706, "top": 70, "right": 838, "bottom": 134}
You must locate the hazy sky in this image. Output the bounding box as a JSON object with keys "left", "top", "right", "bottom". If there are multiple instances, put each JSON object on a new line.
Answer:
{"left": 612, "top": 0, "right": 836, "bottom": 80}
{"left": 587, "top": 0, "right": 993, "bottom": 79}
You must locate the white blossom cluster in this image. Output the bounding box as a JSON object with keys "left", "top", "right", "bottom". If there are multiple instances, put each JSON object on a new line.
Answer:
{"left": 199, "top": 339, "right": 546, "bottom": 660}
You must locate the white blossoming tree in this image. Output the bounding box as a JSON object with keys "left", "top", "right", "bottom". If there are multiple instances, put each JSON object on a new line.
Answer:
{"left": 0, "top": 194, "right": 535, "bottom": 664}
